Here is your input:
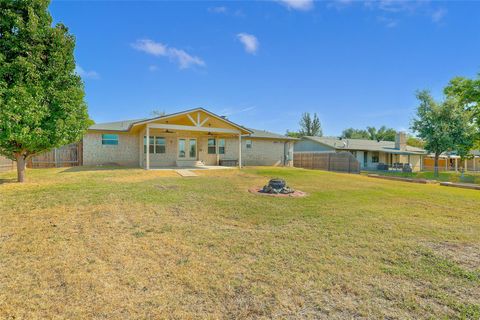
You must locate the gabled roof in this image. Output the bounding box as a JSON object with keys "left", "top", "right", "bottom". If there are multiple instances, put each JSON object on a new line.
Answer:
{"left": 247, "top": 128, "right": 298, "bottom": 140}
{"left": 302, "top": 136, "right": 427, "bottom": 155}
{"left": 87, "top": 108, "right": 294, "bottom": 140}
{"left": 89, "top": 119, "right": 147, "bottom": 131}
{"left": 88, "top": 108, "right": 252, "bottom": 134}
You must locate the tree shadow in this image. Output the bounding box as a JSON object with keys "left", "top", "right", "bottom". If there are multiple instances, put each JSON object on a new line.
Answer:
{"left": 60, "top": 165, "right": 138, "bottom": 173}
{"left": 0, "top": 178, "right": 16, "bottom": 185}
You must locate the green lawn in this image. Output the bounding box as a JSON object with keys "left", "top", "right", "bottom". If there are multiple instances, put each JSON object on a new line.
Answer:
{"left": 362, "top": 170, "right": 480, "bottom": 184}
{"left": 0, "top": 167, "right": 479, "bottom": 319}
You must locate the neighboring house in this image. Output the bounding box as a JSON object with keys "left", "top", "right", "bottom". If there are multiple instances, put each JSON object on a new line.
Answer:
{"left": 84, "top": 108, "right": 296, "bottom": 168}
{"left": 294, "top": 132, "right": 426, "bottom": 171}
{"left": 423, "top": 150, "right": 480, "bottom": 172}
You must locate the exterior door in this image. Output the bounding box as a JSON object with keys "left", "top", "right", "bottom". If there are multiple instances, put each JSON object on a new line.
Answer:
{"left": 178, "top": 138, "right": 197, "bottom": 160}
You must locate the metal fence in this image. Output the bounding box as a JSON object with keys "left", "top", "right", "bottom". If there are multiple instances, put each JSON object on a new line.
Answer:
{"left": 293, "top": 151, "right": 360, "bottom": 173}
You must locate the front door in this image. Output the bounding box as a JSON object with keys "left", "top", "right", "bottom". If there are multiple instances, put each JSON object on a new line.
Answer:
{"left": 178, "top": 138, "right": 197, "bottom": 160}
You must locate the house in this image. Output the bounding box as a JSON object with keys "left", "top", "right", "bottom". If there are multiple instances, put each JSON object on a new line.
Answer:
{"left": 84, "top": 108, "right": 297, "bottom": 169}
{"left": 294, "top": 132, "right": 426, "bottom": 171}
{"left": 423, "top": 150, "right": 480, "bottom": 172}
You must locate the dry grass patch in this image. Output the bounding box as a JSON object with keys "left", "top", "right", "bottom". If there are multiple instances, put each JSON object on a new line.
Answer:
{"left": 0, "top": 166, "right": 479, "bottom": 319}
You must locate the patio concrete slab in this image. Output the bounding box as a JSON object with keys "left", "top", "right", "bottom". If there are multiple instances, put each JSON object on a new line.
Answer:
{"left": 175, "top": 169, "right": 198, "bottom": 177}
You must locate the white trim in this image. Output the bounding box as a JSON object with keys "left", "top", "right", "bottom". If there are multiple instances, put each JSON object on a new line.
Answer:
{"left": 131, "top": 108, "right": 251, "bottom": 134}
{"left": 148, "top": 123, "right": 240, "bottom": 134}
{"left": 146, "top": 124, "right": 150, "bottom": 170}
{"left": 197, "top": 112, "right": 200, "bottom": 127}
{"left": 199, "top": 117, "right": 210, "bottom": 127}
{"left": 238, "top": 134, "right": 242, "bottom": 168}
{"left": 187, "top": 114, "right": 197, "bottom": 126}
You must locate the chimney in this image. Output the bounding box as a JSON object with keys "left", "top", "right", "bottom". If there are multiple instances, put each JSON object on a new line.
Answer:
{"left": 395, "top": 131, "right": 407, "bottom": 150}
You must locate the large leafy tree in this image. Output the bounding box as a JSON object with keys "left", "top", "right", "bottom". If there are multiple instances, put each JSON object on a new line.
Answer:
{"left": 286, "top": 112, "right": 322, "bottom": 137}
{"left": 0, "top": 0, "right": 91, "bottom": 182}
{"left": 411, "top": 91, "right": 476, "bottom": 176}
{"left": 341, "top": 126, "right": 396, "bottom": 141}
{"left": 444, "top": 74, "right": 480, "bottom": 149}
{"left": 444, "top": 74, "right": 480, "bottom": 127}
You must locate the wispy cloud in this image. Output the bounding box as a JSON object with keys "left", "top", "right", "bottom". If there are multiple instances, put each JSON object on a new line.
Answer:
{"left": 75, "top": 65, "right": 99, "bottom": 79}
{"left": 278, "top": 0, "right": 314, "bottom": 11}
{"left": 431, "top": 8, "right": 447, "bottom": 23}
{"left": 237, "top": 33, "right": 259, "bottom": 54}
{"left": 131, "top": 39, "right": 205, "bottom": 69}
{"left": 378, "top": 16, "right": 399, "bottom": 28}
{"left": 220, "top": 106, "right": 256, "bottom": 116}
{"left": 148, "top": 65, "right": 159, "bottom": 72}
{"left": 328, "top": 1, "right": 447, "bottom": 27}
{"left": 208, "top": 6, "right": 227, "bottom": 14}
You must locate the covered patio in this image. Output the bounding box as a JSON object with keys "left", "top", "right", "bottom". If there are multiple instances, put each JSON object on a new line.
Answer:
{"left": 136, "top": 108, "right": 252, "bottom": 169}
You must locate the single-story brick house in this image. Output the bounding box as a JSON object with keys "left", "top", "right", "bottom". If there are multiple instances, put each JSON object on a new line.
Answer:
{"left": 84, "top": 108, "right": 297, "bottom": 169}
{"left": 294, "top": 132, "right": 427, "bottom": 172}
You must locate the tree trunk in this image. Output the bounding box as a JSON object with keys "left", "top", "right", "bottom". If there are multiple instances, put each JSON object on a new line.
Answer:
{"left": 434, "top": 153, "right": 440, "bottom": 177}
{"left": 16, "top": 154, "right": 26, "bottom": 183}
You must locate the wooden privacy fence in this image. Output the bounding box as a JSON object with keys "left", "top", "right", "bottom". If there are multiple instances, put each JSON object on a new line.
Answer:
{"left": 0, "top": 155, "right": 14, "bottom": 172}
{"left": 27, "top": 142, "right": 83, "bottom": 168}
{"left": 293, "top": 151, "right": 360, "bottom": 174}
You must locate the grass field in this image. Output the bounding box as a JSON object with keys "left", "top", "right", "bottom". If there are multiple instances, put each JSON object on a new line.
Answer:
{"left": 362, "top": 170, "right": 480, "bottom": 184}
{"left": 0, "top": 167, "right": 479, "bottom": 319}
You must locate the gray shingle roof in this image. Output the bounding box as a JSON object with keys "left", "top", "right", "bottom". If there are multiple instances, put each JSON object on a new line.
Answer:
{"left": 303, "top": 136, "right": 426, "bottom": 155}
{"left": 88, "top": 118, "right": 294, "bottom": 141}
{"left": 89, "top": 119, "right": 147, "bottom": 131}
{"left": 246, "top": 128, "right": 298, "bottom": 140}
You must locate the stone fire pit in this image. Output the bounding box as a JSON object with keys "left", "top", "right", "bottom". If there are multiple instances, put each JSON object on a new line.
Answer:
{"left": 249, "top": 178, "right": 307, "bottom": 198}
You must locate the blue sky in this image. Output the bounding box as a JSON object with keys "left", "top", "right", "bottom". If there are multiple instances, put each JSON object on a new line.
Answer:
{"left": 50, "top": 0, "right": 480, "bottom": 136}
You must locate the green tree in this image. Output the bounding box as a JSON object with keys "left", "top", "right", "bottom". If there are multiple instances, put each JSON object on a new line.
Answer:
{"left": 341, "top": 126, "right": 396, "bottom": 141}
{"left": 0, "top": 0, "right": 91, "bottom": 182}
{"left": 411, "top": 91, "right": 476, "bottom": 176}
{"left": 444, "top": 74, "right": 480, "bottom": 149}
{"left": 285, "top": 130, "right": 302, "bottom": 138}
{"left": 299, "top": 112, "right": 322, "bottom": 136}
{"left": 287, "top": 112, "right": 322, "bottom": 137}
{"left": 341, "top": 128, "right": 370, "bottom": 139}
{"left": 406, "top": 135, "right": 425, "bottom": 148}
{"left": 444, "top": 74, "right": 480, "bottom": 127}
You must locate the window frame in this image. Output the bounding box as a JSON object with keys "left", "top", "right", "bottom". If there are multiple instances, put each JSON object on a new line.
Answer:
{"left": 144, "top": 136, "right": 166, "bottom": 154}
{"left": 208, "top": 138, "right": 216, "bottom": 154}
{"left": 245, "top": 139, "right": 252, "bottom": 149}
{"left": 371, "top": 151, "right": 380, "bottom": 163}
{"left": 102, "top": 134, "right": 119, "bottom": 145}
{"left": 218, "top": 138, "right": 225, "bottom": 155}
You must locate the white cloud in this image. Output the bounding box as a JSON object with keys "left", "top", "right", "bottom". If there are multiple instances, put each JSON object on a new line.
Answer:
{"left": 208, "top": 6, "right": 227, "bottom": 14}
{"left": 237, "top": 33, "right": 259, "bottom": 54}
{"left": 131, "top": 39, "right": 205, "bottom": 69}
{"left": 431, "top": 8, "right": 447, "bottom": 23}
{"left": 131, "top": 39, "right": 167, "bottom": 56}
{"left": 148, "top": 65, "right": 159, "bottom": 72}
{"left": 278, "top": 0, "right": 314, "bottom": 11}
{"left": 75, "top": 65, "right": 99, "bottom": 79}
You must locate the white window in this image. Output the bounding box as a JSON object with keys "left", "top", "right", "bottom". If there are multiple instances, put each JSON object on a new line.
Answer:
{"left": 218, "top": 139, "right": 225, "bottom": 154}
{"left": 246, "top": 139, "right": 252, "bottom": 149}
{"left": 144, "top": 136, "right": 166, "bottom": 154}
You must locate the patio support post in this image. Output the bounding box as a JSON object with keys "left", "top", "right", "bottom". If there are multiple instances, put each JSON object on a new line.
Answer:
{"left": 445, "top": 157, "right": 448, "bottom": 171}
{"left": 465, "top": 159, "right": 468, "bottom": 172}
{"left": 474, "top": 157, "right": 477, "bottom": 172}
{"left": 455, "top": 158, "right": 458, "bottom": 172}
{"left": 238, "top": 133, "right": 242, "bottom": 168}
{"left": 146, "top": 124, "right": 150, "bottom": 170}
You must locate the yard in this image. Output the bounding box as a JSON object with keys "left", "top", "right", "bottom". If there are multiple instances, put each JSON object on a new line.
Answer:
{"left": 362, "top": 170, "right": 480, "bottom": 184}
{"left": 0, "top": 167, "right": 479, "bottom": 319}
